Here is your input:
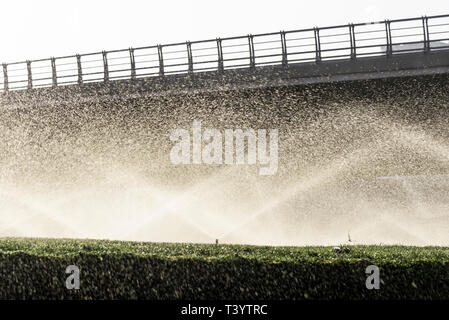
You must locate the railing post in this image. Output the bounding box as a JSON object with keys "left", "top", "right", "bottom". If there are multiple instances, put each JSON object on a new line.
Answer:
{"left": 314, "top": 27, "right": 321, "bottom": 62}
{"left": 26, "top": 60, "right": 32, "bottom": 90}
{"left": 349, "top": 23, "right": 356, "bottom": 59}
{"left": 157, "top": 45, "right": 164, "bottom": 76}
{"left": 422, "top": 15, "right": 430, "bottom": 52}
{"left": 2, "top": 63, "right": 8, "bottom": 92}
{"left": 51, "top": 57, "right": 57, "bottom": 87}
{"left": 425, "top": 16, "right": 430, "bottom": 51}
{"left": 186, "top": 41, "right": 193, "bottom": 73}
{"left": 102, "top": 50, "right": 109, "bottom": 82}
{"left": 129, "top": 47, "right": 136, "bottom": 80}
{"left": 76, "top": 54, "right": 83, "bottom": 84}
{"left": 248, "top": 34, "right": 255, "bottom": 68}
{"left": 217, "top": 38, "right": 224, "bottom": 73}
{"left": 385, "top": 19, "right": 392, "bottom": 56}
{"left": 280, "top": 30, "right": 288, "bottom": 66}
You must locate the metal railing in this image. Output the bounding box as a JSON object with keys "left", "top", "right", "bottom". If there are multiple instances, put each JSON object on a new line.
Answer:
{"left": 1, "top": 14, "right": 449, "bottom": 92}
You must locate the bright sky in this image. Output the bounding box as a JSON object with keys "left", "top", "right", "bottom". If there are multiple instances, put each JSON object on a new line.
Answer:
{"left": 0, "top": 0, "right": 447, "bottom": 63}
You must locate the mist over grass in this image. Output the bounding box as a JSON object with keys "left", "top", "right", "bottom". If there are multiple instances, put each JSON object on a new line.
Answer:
{"left": 0, "top": 74, "right": 448, "bottom": 245}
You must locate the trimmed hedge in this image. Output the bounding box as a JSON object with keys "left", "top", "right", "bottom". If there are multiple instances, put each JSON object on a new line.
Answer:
{"left": 0, "top": 238, "right": 448, "bottom": 299}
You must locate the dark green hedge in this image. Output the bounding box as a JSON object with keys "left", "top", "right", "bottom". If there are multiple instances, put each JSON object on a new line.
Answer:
{"left": 1, "top": 251, "right": 448, "bottom": 299}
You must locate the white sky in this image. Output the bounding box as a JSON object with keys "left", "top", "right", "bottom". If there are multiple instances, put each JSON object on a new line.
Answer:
{"left": 0, "top": 0, "right": 447, "bottom": 63}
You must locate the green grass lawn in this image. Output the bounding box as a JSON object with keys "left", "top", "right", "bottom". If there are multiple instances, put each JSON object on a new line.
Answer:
{"left": 0, "top": 237, "right": 448, "bottom": 264}
{"left": 0, "top": 237, "right": 448, "bottom": 299}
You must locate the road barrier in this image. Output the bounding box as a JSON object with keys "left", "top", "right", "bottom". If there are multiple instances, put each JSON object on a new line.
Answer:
{"left": 1, "top": 14, "right": 448, "bottom": 91}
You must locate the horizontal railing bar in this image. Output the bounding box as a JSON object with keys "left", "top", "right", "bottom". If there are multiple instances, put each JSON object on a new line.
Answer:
{"left": 134, "top": 65, "right": 160, "bottom": 71}
{"left": 56, "top": 74, "right": 79, "bottom": 79}
{"left": 133, "top": 52, "right": 159, "bottom": 58}
{"left": 428, "top": 23, "right": 449, "bottom": 27}
{"left": 32, "top": 83, "right": 53, "bottom": 88}
{"left": 57, "top": 79, "right": 79, "bottom": 85}
{"left": 254, "top": 60, "right": 283, "bottom": 66}
{"left": 391, "top": 33, "right": 426, "bottom": 38}
{"left": 191, "top": 46, "right": 217, "bottom": 51}
{"left": 252, "top": 31, "right": 284, "bottom": 38}
{"left": 428, "top": 37, "right": 449, "bottom": 42}
{"left": 389, "top": 16, "right": 426, "bottom": 23}
{"left": 32, "top": 76, "right": 53, "bottom": 82}
{"left": 310, "top": 46, "right": 351, "bottom": 53}
{"left": 131, "top": 45, "right": 159, "bottom": 52}
{"left": 108, "top": 74, "right": 135, "bottom": 80}
{"left": 223, "top": 49, "right": 251, "bottom": 55}
{"left": 222, "top": 56, "right": 251, "bottom": 63}
{"left": 53, "top": 54, "right": 78, "bottom": 60}
{"left": 191, "top": 66, "right": 219, "bottom": 72}
{"left": 390, "top": 47, "right": 428, "bottom": 54}
{"left": 390, "top": 39, "right": 436, "bottom": 46}
{"left": 108, "top": 62, "right": 131, "bottom": 67}
{"left": 320, "top": 24, "right": 357, "bottom": 31}
{"left": 29, "top": 64, "right": 52, "bottom": 69}
{"left": 285, "top": 46, "right": 316, "bottom": 53}
{"left": 108, "top": 68, "right": 132, "bottom": 74}
{"left": 56, "top": 67, "right": 79, "bottom": 73}
{"left": 355, "top": 36, "right": 386, "bottom": 42}
{"left": 423, "top": 14, "right": 449, "bottom": 20}
{"left": 428, "top": 31, "right": 449, "bottom": 35}
{"left": 32, "top": 70, "right": 53, "bottom": 75}
{"left": 159, "top": 41, "right": 191, "bottom": 48}
{"left": 254, "top": 53, "right": 283, "bottom": 59}
{"left": 6, "top": 79, "right": 30, "bottom": 84}
{"left": 104, "top": 48, "right": 130, "bottom": 54}
{"left": 253, "top": 46, "right": 283, "bottom": 52}
{"left": 5, "top": 67, "right": 28, "bottom": 72}
{"left": 135, "top": 59, "right": 160, "bottom": 64}
{"left": 188, "top": 38, "right": 218, "bottom": 45}
{"left": 55, "top": 62, "right": 78, "bottom": 67}
{"left": 163, "top": 49, "right": 189, "bottom": 55}
{"left": 345, "top": 42, "right": 387, "bottom": 50}
{"left": 6, "top": 73, "right": 28, "bottom": 78}
{"left": 221, "top": 42, "right": 251, "bottom": 49}
{"left": 253, "top": 39, "right": 283, "bottom": 45}
{"left": 162, "top": 69, "right": 191, "bottom": 75}
{"left": 192, "top": 59, "right": 220, "bottom": 65}
{"left": 390, "top": 25, "right": 425, "bottom": 32}
{"left": 79, "top": 71, "right": 104, "bottom": 77}
{"left": 354, "top": 29, "right": 385, "bottom": 35}
{"left": 192, "top": 52, "right": 218, "bottom": 58}
{"left": 157, "top": 61, "right": 189, "bottom": 68}
{"left": 354, "top": 51, "right": 385, "bottom": 57}
{"left": 163, "top": 56, "right": 188, "bottom": 61}
{"left": 220, "top": 35, "right": 252, "bottom": 41}
{"left": 286, "top": 36, "right": 316, "bottom": 42}
{"left": 107, "top": 55, "right": 131, "bottom": 61}
{"left": 321, "top": 53, "right": 352, "bottom": 59}
{"left": 7, "top": 85, "right": 29, "bottom": 89}
{"left": 81, "top": 58, "right": 104, "bottom": 64}
{"left": 82, "top": 78, "right": 105, "bottom": 83}
{"left": 133, "top": 71, "right": 160, "bottom": 77}
{"left": 320, "top": 32, "right": 350, "bottom": 38}
{"left": 222, "top": 63, "right": 251, "bottom": 69}
{"left": 81, "top": 65, "right": 104, "bottom": 70}
{"left": 320, "top": 39, "right": 351, "bottom": 45}
{"left": 78, "top": 51, "right": 104, "bottom": 57}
